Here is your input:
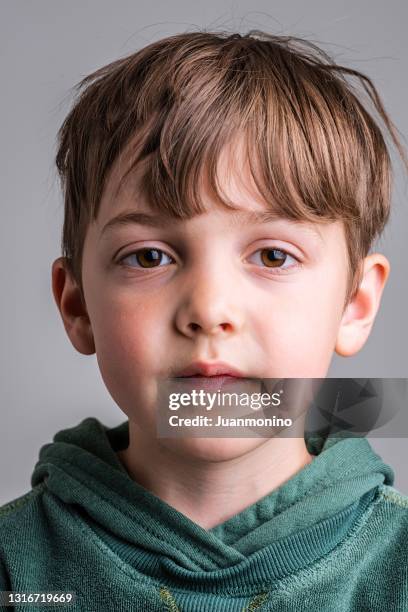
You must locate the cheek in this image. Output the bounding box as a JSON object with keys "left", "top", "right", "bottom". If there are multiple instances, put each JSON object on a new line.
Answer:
{"left": 90, "top": 294, "right": 168, "bottom": 421}
{"left": 94, "top": 294, "right": 167, "bottom": 364}
{"left": 257, "top": 272, "right": 345, "bottom": 377}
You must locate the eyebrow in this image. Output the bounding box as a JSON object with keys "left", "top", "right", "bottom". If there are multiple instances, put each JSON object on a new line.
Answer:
{"left": 100, "top": 209, "right": 323, "bottom": 242}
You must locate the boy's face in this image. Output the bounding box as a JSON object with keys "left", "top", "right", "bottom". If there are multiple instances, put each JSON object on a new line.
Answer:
{"left": 70, "top": 140, "right": 351, "bottom": 460}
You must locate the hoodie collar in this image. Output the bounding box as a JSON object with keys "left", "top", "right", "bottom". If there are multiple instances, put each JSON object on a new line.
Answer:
{"left": 31, "top": 417, "right": 393, "bottom": 591}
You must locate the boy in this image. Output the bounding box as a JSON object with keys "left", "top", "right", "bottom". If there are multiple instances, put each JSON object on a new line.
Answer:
{"left": 1, "top": 29, "right": 407, "bottom": 611}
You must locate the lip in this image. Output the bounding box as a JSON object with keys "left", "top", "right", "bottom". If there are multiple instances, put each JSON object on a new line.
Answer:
{"left": 175, "top": 361, "right": 246, "bottom": 377}
{"left": 174, "top": 374, "right": 245, "bottom": 392}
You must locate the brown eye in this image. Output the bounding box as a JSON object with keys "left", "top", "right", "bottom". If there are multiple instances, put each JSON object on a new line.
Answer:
{"left": 260, "top": 248, "right": 287, "bottom": 268}
{"left": 136, "top": 248, "right": 162, "bottom": 267}
{"left": 120, "top": 248, "right": 173, "bottom": 269}
{"left": 247, "top": 247, "right": 299, "bottom": 273}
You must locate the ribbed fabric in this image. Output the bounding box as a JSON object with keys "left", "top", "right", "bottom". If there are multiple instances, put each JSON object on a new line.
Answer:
{"left": 1, "top": 416, "right": 408, "bottom": 611}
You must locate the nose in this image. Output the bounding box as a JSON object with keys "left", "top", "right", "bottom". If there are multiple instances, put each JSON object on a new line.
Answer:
{"left": 174, "top": 264, "right": 244, "bottom": 339}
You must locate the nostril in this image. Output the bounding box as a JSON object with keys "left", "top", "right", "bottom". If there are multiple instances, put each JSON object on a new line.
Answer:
{"left": 188, "top": 322, "right": 230, "bottom": 332}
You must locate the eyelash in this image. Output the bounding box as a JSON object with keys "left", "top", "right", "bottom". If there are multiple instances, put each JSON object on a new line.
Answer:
{"left": 117, "top": 246, "right": 301, "bottom": 275}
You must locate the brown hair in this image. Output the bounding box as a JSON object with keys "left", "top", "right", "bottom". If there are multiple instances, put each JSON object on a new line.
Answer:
{"left": 55, "top": 29, "right": 407, "bottom": 309}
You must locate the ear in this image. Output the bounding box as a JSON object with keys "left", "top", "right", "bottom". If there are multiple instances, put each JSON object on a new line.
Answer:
{"left": 335, "top": 253, "right": 390, "bottom": 357}
{"left": 51, "top": 257, "right": 95, "bottom": 355}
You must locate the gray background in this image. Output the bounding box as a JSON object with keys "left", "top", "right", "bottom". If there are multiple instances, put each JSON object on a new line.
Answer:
{"left": 1, "top": 0, "right": 407, "bottom": 505}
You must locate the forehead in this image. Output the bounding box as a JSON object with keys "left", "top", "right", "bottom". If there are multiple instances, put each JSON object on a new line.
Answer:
{"left": 97, "top": 134, "right": 280, "bottom": 224}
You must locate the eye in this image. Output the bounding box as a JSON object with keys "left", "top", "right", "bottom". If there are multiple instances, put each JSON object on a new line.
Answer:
{"left": 119, "top": 247, "right": 174, "bottom": 269}
{"left": 248, "top": 247, "right": 299, "bottom": 272}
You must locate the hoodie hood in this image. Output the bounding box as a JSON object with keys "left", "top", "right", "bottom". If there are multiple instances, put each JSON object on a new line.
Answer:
{"left": 31, "top": 417, "right": 394, "bottom": 591}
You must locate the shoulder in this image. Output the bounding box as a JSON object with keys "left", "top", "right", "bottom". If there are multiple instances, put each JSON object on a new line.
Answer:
{"left": 359, "top": 484, "right": 408, "bottom": 568}
{"left": 343, "top": 484, "right": 408, "bottom": 608}
{"left": 372, "top": 484, "right": 408, "bottom": 541}
{"left": 376, "top": 484, "right": 408, "bottom": 510}
{"left": 374, "top": 484, "right": 408, "bottom": 527}
{"left": 0, "top": 483, "right": 46, "bottom": 521}
{"left": 0, "top": 484, "right": 48, "bottom": 588}
{"left": 0, "top": 483, "right": 48, "bottom": 549}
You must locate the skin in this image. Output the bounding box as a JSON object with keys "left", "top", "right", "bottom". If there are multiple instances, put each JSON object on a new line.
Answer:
{"left": 51, "top": 137, "right": 390, "bottom": 530}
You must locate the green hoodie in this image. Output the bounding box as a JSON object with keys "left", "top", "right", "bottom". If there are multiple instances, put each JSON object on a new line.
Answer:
{"left": 0, "top": 416, "right": 407, "bottom": 611}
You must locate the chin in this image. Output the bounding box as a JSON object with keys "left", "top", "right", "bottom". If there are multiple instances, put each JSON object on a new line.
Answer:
{"left": 158, "top": 436, "right": 268, "bottom": 463}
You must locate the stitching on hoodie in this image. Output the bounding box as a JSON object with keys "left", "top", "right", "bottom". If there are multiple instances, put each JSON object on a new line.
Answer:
{"left": 244, "top": 591, "right": 270, "bottom": 610}
{"left": 158, "top": 586, "right": 181, "bottom": 611}
{"left": 379, "top": 489, "right": 408, "bottom": 508}
{"left": 156, "top": 586, "right": 270, "bottom": 611}
{"left": 0, "top": 483, "right": 46, "bottom": 517}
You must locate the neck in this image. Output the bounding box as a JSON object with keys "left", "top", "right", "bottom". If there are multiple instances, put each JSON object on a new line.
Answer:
{"left": 117, "top": 424, "right": 314, "bottom": 530}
